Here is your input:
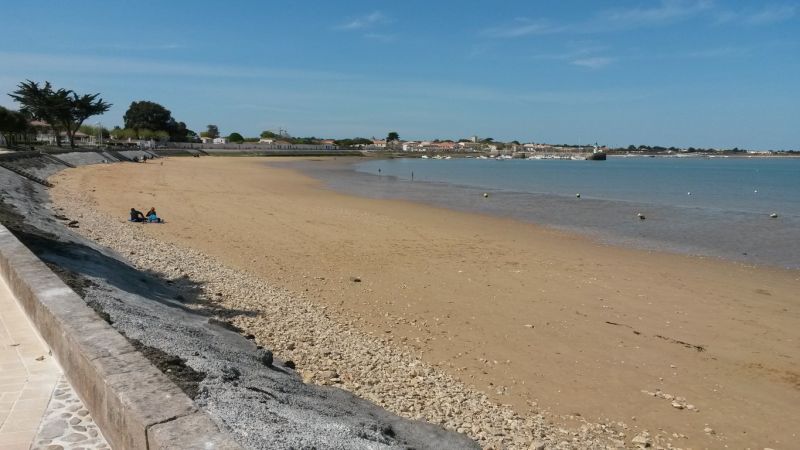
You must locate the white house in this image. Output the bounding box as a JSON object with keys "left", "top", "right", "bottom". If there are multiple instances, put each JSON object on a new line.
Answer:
{"left": 30, "top": 121, "right": 94, "bottom": 145}
{"left": 402, "top": 141, "right": 420, "bottom": 151}
{"left": 200, "top": 136, "right": 229, "bottom": 144}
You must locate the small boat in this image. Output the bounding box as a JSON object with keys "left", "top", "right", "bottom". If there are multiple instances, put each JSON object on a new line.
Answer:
{"left": 585, "top": 143, "right": 607, "bottom": 161}
{"left": 586, "top": 152, "right": 606, "bottom": 160}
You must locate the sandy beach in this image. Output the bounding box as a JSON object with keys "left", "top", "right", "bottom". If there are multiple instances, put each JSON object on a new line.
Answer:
{"left": 51, "top": 156, "right": 800, "bottom": 449}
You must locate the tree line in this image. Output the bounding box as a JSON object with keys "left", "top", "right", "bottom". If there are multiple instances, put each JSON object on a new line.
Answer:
{"left": 113, "top": 100, "right": 194, "bottom": 142}
{"left": 3, "top": 80, "right": 110, "bottom": 149}
{"left": 0, "top": 79, "right": 198, "bottom": 148}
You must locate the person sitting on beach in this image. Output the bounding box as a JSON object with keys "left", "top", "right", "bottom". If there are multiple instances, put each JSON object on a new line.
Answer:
{"left": 145, "top": 207, "right": 162, "bottom": 223}
{"left": 130, "top": 208, "right": 146, "bottom": 222}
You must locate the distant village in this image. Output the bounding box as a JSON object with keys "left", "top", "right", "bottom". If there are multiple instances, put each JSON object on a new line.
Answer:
{"left": 2, "top": 116, "right": 790, "bottom": 159}
{"left": 21, "top": 123, "right": 787, "bottom": 157}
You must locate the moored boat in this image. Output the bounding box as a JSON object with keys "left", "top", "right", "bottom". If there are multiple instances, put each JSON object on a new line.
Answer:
{"left": 585, "top": 151, "right": 606, "bottom": 160}
{"left": 585, "top": 143, "right": 607, "bottom": 161}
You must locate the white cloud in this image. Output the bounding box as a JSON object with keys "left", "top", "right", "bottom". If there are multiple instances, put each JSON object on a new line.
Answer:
{"left": 526, "top": 43, "right": 615, "bottom": 69}
{"left": 720, "top": 4, "right": 798, "bottom": 25}
{"left": 747, "top": 5, "right": 796, "bottom": 24}
{"left": 529, "top": 43, "right": 609, "bottom": 61}
{"left": 336, "top": 11, "right": 387, "bottom": 31}
{"left": 517, "top": 88, "right": 650, "bottom": 105}
{"left": 481, "top": 18, "right": 566, "bottom": 38}
{"left": 0, "top": 51, "right": 357, "bottom": 82}
{"left": 482, "top": 0, "right": 713, "bottom": 39}
{"left": 466, "top": 43, "right": 494, "bottom": 59}
{"left": 683, "top": 45, "right": 753, "bottom": 58}
{"left": 603, "top": 0, "right": 713, "bottom": 25}
{"left": 96, "top": 42, "right": 185, "bottom": 51}
{"left": 571, "top": 57, "right": 615, "bottom": 69}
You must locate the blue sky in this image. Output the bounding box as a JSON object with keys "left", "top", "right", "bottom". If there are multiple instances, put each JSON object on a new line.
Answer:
{"left": 1, "top": 0, "right": 798, "bottom": 149}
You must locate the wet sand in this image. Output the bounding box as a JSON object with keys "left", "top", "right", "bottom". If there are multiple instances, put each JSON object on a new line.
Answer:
{"left": 52, "top": 156, "right": 800, "bottom": 448}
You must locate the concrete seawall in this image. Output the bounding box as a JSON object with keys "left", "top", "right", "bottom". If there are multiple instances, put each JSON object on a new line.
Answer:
{"left": 0, "top": 224, "right": 242, "bottom": 449}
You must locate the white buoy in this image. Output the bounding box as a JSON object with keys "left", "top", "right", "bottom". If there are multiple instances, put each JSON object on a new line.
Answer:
{"left": 770, "top": 213, "right": 778, "bottom": 218}
{"left": 754, "top": 190, "right": 758, "bottom": 193}
{"left": 483, "top": 193, "right": 489, "bottom": 198}
{"left": 687, "top": 192, "right": 691, "bottom": 195}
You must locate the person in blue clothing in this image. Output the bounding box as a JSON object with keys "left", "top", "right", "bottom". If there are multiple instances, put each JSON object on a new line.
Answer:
{"left": 145, "top": 207, "right": 162, "bottom": 223}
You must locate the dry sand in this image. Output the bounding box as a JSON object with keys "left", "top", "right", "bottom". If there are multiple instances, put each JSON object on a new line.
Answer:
{"left": 52, "top": 156, "right": 800, "bottom": 449}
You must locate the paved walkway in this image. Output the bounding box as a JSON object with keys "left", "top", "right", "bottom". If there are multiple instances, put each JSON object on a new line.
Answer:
{"left": 0, "top": 276, "right": 108, "bottom": 450}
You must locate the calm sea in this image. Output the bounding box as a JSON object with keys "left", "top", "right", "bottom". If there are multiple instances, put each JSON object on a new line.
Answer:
{"left": 291, "top": 156, "right": 800, "bottom": 269}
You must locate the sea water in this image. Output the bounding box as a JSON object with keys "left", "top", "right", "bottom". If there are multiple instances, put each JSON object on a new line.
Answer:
{"left": 294, "top": 156, "right": 800, "bottom": 269}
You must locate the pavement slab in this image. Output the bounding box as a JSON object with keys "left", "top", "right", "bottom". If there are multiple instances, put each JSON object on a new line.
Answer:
{"left": 0, "top": 275, "right": 109, "bottom": 450}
